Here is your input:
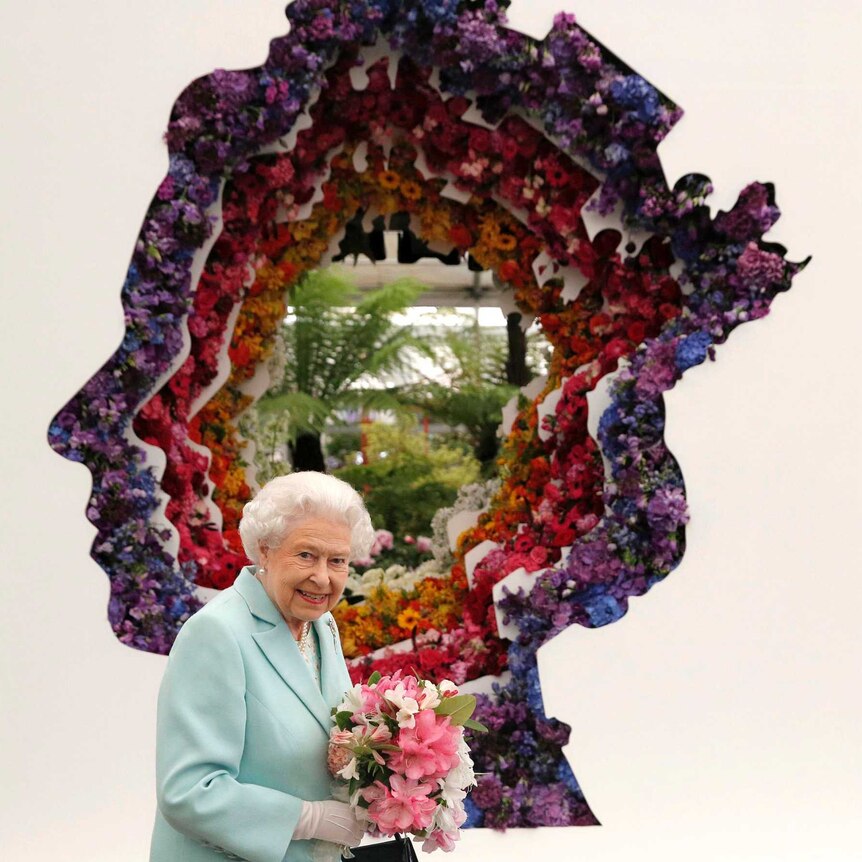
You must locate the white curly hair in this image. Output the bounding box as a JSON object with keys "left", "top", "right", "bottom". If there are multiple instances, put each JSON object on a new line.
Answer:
{"left": 239, "top": 472, "right": 375, "bottom": 563}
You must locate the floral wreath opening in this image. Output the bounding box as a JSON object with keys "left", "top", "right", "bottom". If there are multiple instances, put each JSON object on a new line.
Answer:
{"left": 48, "top": 1, "right": 806, "bottom": 830}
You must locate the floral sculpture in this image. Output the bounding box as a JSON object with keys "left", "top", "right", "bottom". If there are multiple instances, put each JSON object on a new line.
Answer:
{"left": 48, "top": 0, "right": 806, "bottom": 829}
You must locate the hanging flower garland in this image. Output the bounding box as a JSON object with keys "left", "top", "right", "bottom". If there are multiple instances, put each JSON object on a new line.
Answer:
{"left": 48, "top": 0, "right": 806, "bottom": 829}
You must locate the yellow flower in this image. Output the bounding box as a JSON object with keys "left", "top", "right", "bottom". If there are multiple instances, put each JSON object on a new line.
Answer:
{"left": 397, "top": 607, "right": 422, "bottom": 631}
{"left": 378, "top": 169, "right": 402, "bottom": 190}
{"left": 291, "top": 220, "right": 317, "bottom": 241}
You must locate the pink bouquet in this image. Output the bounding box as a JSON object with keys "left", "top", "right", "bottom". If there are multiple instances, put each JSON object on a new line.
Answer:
{"left": 328, "top": 671, "right": 486, "bottom": 852}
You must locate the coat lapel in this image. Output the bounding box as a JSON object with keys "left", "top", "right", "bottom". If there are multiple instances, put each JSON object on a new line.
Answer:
{"left": 315, "top": 614, "right": 351, "bottom": 713}
{"left": 234, "top": 569, "right": 332, "bottom": 735}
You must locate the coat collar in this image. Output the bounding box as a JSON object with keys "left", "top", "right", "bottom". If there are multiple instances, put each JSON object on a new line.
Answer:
{"left": 234, "top": 567, "right": 341, "bottom": 735}
{"left": 234, "top": 567, "right": 282, "bottom": 625}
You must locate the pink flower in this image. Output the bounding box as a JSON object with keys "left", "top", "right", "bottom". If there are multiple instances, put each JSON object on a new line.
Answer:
{"left": 422, "top": 829, "right": 457, "bottom": 853}
{"left": 378, "top": 674, "right": 421, "bottom": 700}
{"left": 387, "top": 710, "right": 462, "bottom": 780}
{"left": 364, "top": 723, "right": 393, "bottom": 745}
{"left": 354, "top": 684, "right": 384, "bottom": 719}
{"left": 415, "top": 536, "right": 433, "bottom": 553}
{"left": 330, "top": 730, "right": 354, "bottom": 746}
{"left": 327, "top": 743, "right": 353, "bottom": 776}
{"left": 364, "top": 776, "right": 438, "bottom": 833}
{"left": 375, "top": 529, "right": 394, "bottom": 551}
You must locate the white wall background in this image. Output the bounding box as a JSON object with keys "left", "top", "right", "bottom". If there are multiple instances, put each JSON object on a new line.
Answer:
{"left": 1, "top": 1, "right": 860, "bottom": 860}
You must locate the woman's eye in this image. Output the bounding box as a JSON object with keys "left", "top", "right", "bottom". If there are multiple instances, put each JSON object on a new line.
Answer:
{"left": 298, "top": 551, "right": 314, "bottom": 561}
{"left": 330, "top": 558, "right": 347, "bottom": 567}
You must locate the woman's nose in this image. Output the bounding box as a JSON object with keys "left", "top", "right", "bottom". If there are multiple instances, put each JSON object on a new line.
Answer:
{"left": 307, "top": 558, "right": 330, "bottom": 584}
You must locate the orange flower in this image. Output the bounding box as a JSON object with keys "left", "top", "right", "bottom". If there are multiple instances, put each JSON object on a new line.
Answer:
{"left": 493, "top": 233, "right": 517, "bottom": 252}
{"left": 378, "top": 169, "right": 401, "bottom": 190}
{"left": 400, "top": 180, "right": 423, "bottom": 201}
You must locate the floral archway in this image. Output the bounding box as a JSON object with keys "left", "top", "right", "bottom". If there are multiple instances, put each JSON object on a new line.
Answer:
{"left": 48, "top": 0, "right": 804, "bottom": 829}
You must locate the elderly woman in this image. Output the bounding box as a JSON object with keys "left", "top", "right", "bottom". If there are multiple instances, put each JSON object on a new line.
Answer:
{"left": 150, "top": 472, "right": 375, "bottom": 862}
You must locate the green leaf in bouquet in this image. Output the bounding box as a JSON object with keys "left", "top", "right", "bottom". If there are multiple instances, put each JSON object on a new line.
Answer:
{"left": 335, "top": 710, "right": 353, "bottom": 730}
{"left": 434, "top": 694, "right": 477, "bottom": 726}
{"left": 367, "top": 671, "right": 382, "bottom": 686}
{"left": 462, "top": 717, "right": 489, "bottom": 733}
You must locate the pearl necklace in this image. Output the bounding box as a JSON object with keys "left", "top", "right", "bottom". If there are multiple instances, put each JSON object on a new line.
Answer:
{"left": 295, "top": 621, "right": 312, "bottom": 657}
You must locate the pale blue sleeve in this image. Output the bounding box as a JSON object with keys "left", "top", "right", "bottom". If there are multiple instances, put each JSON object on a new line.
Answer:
{"left": 155, "top": 612, "right": 304, "bottom": 862}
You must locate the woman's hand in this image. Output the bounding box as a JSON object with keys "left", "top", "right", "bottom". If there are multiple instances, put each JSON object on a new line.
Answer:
{"left": 293, "top": 800, "right": 366, "bottom": 847}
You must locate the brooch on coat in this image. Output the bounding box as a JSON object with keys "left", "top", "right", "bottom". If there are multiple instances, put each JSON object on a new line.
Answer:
{"left": 327, "top": 616, "right": 340, "bottom": 652}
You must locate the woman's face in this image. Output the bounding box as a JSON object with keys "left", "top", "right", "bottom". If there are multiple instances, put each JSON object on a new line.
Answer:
{"left": 258, "top": 515, "right": 352, "bottom": 637}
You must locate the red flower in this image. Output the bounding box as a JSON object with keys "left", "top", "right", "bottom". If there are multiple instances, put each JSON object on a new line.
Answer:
{"left": 501, "top": 137, "right": 519, "bottom": 161}
{"left": 469, "top": 128, "right": 492, "bottom": 154}
{"left": 626, "top": 320, "right": 646, "bottom": 342}
{"left": 588, "top": 313, "right": 612, "bottom": 335}
{"left": 447, "top": 96, "right": 470, "bottom": 117}
{"left": 448, "top": 224, "right": 473, "bottom": 249}
{"left": 278, "top": 261, "right": 298, "bottom": 283}
{"left": 228, "top": 341, "right": 251, "bottom": 366}
{"left": 322, "top": 183, "right": 342, "bottom": 212}
{"left": 498, "top": 259, "right": 520, "bottom": 282}
{"left": 604, "top": 337, "right": 630, "bottom": 360}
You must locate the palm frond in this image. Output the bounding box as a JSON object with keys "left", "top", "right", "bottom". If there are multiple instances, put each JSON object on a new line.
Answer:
{"left": 256, "top": 390, "right": 332, "bottom": 436}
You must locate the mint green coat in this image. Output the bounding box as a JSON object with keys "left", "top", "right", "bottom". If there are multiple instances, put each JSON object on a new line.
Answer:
{"left": 149, "top": 568, "right": 353, "bottom": 862}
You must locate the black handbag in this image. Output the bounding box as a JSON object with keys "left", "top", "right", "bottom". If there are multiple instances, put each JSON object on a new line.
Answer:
{"left": 343, "top": 833, "right": 419, "bottom": 862}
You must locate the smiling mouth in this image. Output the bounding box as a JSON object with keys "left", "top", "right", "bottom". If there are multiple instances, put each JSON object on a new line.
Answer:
{"left": 297, "top": 590, "right": 328, "bottom": 604}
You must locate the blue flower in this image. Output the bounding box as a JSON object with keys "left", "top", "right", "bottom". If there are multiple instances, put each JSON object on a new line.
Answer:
{"left": 609, "top": 74, "right": 661, "bottom": 123}
{"left": 675, "top": 330, "right": 712, "bottom": 372}
{"left": 556, "top": 760, "right": 584, "bottom": 797}
{"left": 585, "top": 593, "right": 625, "bottom": 627}
{"left": 462, "top": 796, "right": 483, "bottom": 828}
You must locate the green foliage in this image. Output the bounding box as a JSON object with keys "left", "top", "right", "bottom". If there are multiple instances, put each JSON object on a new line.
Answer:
{"left": 401, "top": 322, "right": 517, "bottom": 465}
{"left": 325, "top": 428, "right": 363, "bottom": 469}
{"left": 335, "top": 420, "right": 480, "bottom": 537}
{"left": 434, "top": 693, "right": 479, "bottom": 727}
{"left": 257, "top": 267, "right": 431, "bottom": 439}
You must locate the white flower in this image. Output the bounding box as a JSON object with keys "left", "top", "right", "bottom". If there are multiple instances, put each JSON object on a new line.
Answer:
{"left": 436, "top": 774, "right": 468, "bottom": 808}
{"left": 417, "top": 682, "right": 441, "bottom": 711}
{"left": 360, "top": 567, "right": 386, "bottom": 587}
{"left": 383, "top": 684, "right": 420, "bottom": 728}
{"left": 430, "top": 801, "right": 467, "bottom": 833}
{"left": 446, "top": 758, "right": 476, "bottom": 791}
{"left": 438, "top": 679, "right": 459, "bottom": 696}
{"left": 337, "top": 757, "right": 360, "bottom": 781}
{"left": 336, "top": 685, "right": 365, "bottom": 716}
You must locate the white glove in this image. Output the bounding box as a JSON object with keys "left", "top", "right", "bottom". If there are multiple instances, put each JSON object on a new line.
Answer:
{"left": 293, "top": 800, "right": 365, "bottom": 847}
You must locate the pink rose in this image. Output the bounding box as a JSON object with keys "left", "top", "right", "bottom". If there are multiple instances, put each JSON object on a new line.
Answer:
{"left": 415, "top": 536, "right": 433, "bottom": 553}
